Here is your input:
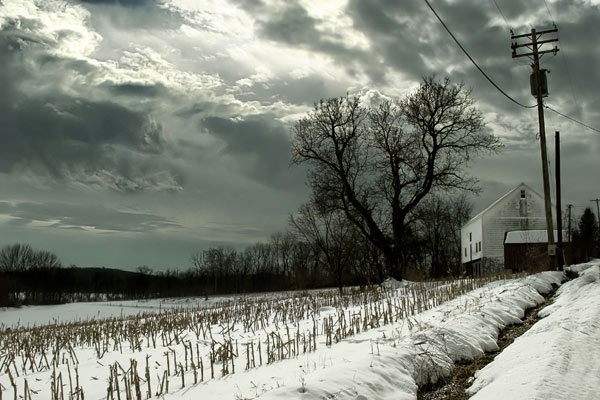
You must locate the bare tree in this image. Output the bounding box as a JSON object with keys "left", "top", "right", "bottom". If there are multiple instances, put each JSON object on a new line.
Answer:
{"left": 416, "top": 194, "right": 472, "bottom": 278}
{"left": 271, "top": 231, "right": 295, "bottom": 286}
{"left": 31, "top": 250, "right": 62, "bottom": 270}
{"left": 291, "top": 202, "right": 360, "bottom": 292}
{"left": 0, "top": 243, "right": 34, "bottom": 272}
{"left": 292, "top": 77, "right": 500, "bottom": 280}
{"left": 191, "top": 252, "right": 203, "bottom": 275}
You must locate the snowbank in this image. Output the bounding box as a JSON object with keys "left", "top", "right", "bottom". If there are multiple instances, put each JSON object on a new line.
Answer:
{"left": 468, "top": 262, "right": 600, "bottom": 400}
{"left": 381, "top": 277, "right": 407, "bottom": 289}
{"left": 235, "top": 272, "right": 565, "bottom": 399}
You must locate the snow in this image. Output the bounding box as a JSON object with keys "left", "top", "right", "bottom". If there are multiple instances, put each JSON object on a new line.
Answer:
{"left": 468, "top": 260, "right": 600, "bottom": 399}
{"left": 381, "top": 277, "right": 407, "bottom": 289}
{"left": 0, "top": 296, "right": 234, "bottom": 329}
{"left": 504, "top": 229, "right": 570, "bottom": 244}
{"left": 2, "top": 264, "right": 598, "bottom": 399}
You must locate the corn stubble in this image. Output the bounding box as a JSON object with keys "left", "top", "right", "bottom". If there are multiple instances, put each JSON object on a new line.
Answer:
{"left": 0, "top": 274, "right": 514, "bottom": 399}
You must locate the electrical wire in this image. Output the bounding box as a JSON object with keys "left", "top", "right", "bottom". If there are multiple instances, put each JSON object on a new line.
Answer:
{"left": 422, "top": 0, "right": 536, "bottom": 109}
{"left": 424, "top": 0, "right": 600, "bottom": 133}
{"left": 488, "top": 0, "right": 531, "bottom": 73}
{"left": 489, "top": 0, "right": 511, "bottom": 32}
{"left": 538, "top": 1, "right": 597, "bottom": 132}
{"left": 542, "top": 0, "right": 557, "bottom": 27}
{"left": 536, "top": 0, "right": 578, "bottom": 105}
{"left": 544, "top": 105, "right": 600, "bottom": 134}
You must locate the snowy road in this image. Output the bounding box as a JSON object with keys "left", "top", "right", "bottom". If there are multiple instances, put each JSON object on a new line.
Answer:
{"left": 468, "top": 261, "right": 600, "bottom": 400}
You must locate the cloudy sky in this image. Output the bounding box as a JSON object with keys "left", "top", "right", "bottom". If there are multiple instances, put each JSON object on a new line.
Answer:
{"left": 0, "top": 0, "right": 599, "bottom": 270}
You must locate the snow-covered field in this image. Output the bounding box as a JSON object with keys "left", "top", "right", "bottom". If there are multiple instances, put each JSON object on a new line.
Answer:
{"left": 0, "top": 296, "right": 235, "bottom": 329}
{"left": 1, "top": 263, "right": 598, "bottom": 399}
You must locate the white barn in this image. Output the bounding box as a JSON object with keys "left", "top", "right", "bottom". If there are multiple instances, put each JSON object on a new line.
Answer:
{"left": 460, "top": 183, "right": 556, "bottom": 275}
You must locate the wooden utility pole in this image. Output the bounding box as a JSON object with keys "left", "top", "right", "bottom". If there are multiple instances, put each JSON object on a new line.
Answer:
{"left": 591, "top": 199, "right": 600, "bottom": 230}
{"left": 555, "top": 131, "right": 563, "bottom": 270}
{"left": 567, "top": 204, "right": 573, "bottom": 242}
{"left": 512, "top": 27, "right": 559, "bottom": 267}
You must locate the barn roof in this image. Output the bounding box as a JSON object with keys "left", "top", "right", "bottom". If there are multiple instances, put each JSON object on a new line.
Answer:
{"left": 504, "top": 230, "right": 570, "bottom": 244}
{"left": 463, "top": 182, "right": 541, "bottom": 226}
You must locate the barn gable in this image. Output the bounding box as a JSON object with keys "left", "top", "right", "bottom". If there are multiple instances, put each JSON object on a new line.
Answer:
{"left": 461, "top": 183, "right": 555, "bottom": 275}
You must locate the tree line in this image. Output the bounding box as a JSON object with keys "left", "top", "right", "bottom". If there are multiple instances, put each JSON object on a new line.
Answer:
{"left": 568, "top": 207, "right": 600, "bottom": 262}
{"left": 1, "top": 204, "right": 597, "bottom": 307}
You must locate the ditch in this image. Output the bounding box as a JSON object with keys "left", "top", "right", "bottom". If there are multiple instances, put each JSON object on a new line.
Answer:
{"left": 416, "top": 281, "right": 563, "bottom": 400}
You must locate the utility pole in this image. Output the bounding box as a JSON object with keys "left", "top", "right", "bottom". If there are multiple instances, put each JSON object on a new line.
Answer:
{"left": 591, "top": 198, "right": 600, "bottom": 230}
{"left": 567, "top": 204, "right": 573, "bottom": 242}
{"left": 555, "top": 131, "right": 563, "bottom": 270}
{"left": 512, "top": 27, "right": 559, "bottom": 267}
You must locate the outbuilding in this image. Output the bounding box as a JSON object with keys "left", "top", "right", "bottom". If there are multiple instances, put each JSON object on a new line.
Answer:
{"left": 504, "top": 230, "right": 570, "bottom": 272}
{"left": 461, "top": 183, "right": 556, "bottom": 276}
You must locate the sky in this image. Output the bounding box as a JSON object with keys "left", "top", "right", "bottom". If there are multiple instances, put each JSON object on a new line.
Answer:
{"left": 0, "top": 0, "right": 599, "bottom": 271}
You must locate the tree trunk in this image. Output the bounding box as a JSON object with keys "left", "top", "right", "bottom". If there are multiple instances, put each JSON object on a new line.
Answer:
{"left": 384, "top": 247, "right": 404, "bottom": 281}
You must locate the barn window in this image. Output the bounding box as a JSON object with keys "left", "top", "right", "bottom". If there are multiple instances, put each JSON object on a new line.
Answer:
{"left": 465, "top": 248, "right": 467, "bottom": 257}
{"left": 469, "top": 232, "right": 472, "bottom": 241}
{"left": 520, "top": 189, "right": 526, "bottom": 198}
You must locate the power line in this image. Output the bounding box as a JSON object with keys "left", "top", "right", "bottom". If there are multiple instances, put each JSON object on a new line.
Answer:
{"left": 489, "top": 0, "right": 511, "bottom": 32}
{"left": 542, "top": 0, "right": 557, "bottom": 26}
{"left": 424, "top": 0, "right": 600, "bottom": 133}
{"left": 488, "top": 0, "right": 531, "bottom": 73}
{"left": 537, "top": 1, "right": 595, "bottom": 132}
{"left": 422, "top": 0, "right": 536, "bottom": 109}
{"left": 545, "top": 105, "right": 600, "bottom": 134}
{"left": 548, "top": 19, "right": 583, "bottom": 108}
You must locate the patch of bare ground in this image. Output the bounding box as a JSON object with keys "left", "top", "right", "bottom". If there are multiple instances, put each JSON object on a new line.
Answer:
{"left": 417, "top": 284, "right": 560, "bottom": 400}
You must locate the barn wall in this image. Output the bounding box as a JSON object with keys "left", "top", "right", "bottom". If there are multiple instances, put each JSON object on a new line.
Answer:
{"left": 461, "top": 217, "right": 482, "bottom": 264}
{"left": 504, "top": 243, "right": 548, "bottom": 272}
{"left": 461, "top": 183, "right": 556, "bottom": 274}
{"left": 482, "top": 186, "right": 550, "bottom": 269}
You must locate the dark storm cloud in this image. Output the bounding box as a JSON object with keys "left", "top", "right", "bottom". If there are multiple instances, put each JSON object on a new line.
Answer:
{"left": 0, "top": 92, "right": 166, "bottom": 176}
{"left": 487, "top": 0, "right": 547, "bottom": 21}
{"left": 341, "top": 0, "right": 519, "bottom": 101}
{"left": 345, "top": 0, "right": 519, "bottom": 86}
{"left": 346, "top": 0, "right": 432, "bottom": 79}
{"left": 253, "top": 1, "right": 371, "bottom": 77}
{"left": 348, "top": 0, "right": 405, "bottom": 34}
{"left": 201, "top": 115, "right": 304, "bottom": 190}
{"left": 257, "top": 3, "right": 323, "bottom": 46}
{"left": 102, "top": 82, "right": 167, "bottom": 98}
{"left": 0, "top": 201, "right": 180, "bottom": 232}
{"left": 0, "top": 19, "right": 181, "bottom": 192}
